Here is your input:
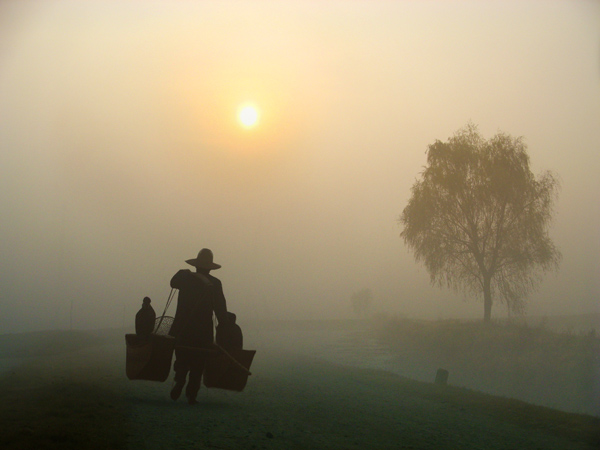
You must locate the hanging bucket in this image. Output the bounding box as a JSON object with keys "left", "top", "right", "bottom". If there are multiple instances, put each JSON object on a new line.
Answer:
{"left": 203, "top": 347, "right": 256, "bottom": 392}
{"left": 125, "top": 316, "right": 175, "bottom": 382}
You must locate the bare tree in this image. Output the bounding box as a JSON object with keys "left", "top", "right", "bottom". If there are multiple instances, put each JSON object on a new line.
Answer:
{"left": 399, "top": 124, "right": 560, "bottom": 322}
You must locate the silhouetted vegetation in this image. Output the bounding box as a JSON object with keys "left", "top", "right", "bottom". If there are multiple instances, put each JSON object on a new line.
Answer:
{"left": 400, "top": 123, "right": 560, "bottom": 321}
{"left": 374, "top": 316, "right": 600, "bottom": 417}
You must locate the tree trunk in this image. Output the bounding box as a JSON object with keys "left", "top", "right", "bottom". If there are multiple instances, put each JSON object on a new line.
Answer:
{"left": 483, "top": 276, "right": 492, "bottom": 322}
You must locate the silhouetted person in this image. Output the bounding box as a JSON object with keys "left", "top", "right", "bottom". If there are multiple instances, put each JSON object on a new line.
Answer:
{"left": 168, "top": 248, "right": 228, "bottom": 405}
{"left": 216, "top": 312, "right": 243, "bottom": 351}
{"left": 135, "top": 297, "right": 156, "bottom": 337}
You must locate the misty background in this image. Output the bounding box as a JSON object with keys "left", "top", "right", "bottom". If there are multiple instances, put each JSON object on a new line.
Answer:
{"left": 1, "top": 0, "right": 599, "bottom": 334}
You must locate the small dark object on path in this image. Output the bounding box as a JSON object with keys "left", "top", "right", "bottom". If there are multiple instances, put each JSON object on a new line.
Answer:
{"left": 435, "top": 368, "right": 449, "bottom": 386}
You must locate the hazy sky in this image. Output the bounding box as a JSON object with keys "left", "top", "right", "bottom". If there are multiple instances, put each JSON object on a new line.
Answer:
{"left": 1, "top": 0, "right": 599, "bottom": 333}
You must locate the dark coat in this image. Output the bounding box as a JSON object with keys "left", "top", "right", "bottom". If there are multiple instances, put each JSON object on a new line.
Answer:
{"left": 168, "top": 269, "right": 228, "bottom": 348}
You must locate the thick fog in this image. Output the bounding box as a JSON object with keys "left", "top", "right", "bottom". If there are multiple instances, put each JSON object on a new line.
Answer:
{"left": 1, "top": 1, "right": 599, "bottom": 333}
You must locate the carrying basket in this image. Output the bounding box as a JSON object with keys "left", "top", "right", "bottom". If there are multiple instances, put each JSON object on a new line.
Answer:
{"left": 126, "top": 288, "right": 257, "bottom": 391}
{"left": 203, "top": 347, "right": 256, "bottom": 392}
{"left": 125, "top": 315, "right": 175, "bottom": 382}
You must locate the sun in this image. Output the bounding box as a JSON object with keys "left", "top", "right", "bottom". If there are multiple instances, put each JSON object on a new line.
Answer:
{"left": 238, "top": 105, "right": 259, "bottom": 128}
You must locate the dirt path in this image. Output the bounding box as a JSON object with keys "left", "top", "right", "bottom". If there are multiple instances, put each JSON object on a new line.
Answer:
{"left": 1, "top": 328, "right": 598, "bottom": 450}
{"left": 122, "top": 346, "right": 597, "bottom": 450}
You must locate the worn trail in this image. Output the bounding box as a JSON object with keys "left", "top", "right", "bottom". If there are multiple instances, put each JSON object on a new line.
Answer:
{"left": 1, "top": 327, "right": 598, "bottom": 450}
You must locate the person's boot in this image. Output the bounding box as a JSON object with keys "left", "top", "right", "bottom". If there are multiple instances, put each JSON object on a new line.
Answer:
{"left": 170, "top": 382, "right": 184, "bottom": 401}
{"left": 186, "top": 386, "right": 199, "bottom": 405}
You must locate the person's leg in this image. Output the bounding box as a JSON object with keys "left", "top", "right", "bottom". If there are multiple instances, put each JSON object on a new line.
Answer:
{"left": 185, "top": 354, "right": 207, "bottom": 404}
{"left": 171, "top": 348, "right": 191, "bottom": 400}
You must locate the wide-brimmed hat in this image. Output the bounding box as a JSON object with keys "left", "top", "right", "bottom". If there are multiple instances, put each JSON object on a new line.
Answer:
{"left": 185, "top": 248, "right": 221, "bottom": 270}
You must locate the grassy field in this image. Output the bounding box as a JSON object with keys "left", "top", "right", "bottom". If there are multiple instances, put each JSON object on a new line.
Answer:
{"left": 0, "top": 325, "right": 599, "bottom": 449}
{"left": 0, "top": 331, "right": 128, "bottom": 450}
{"left": 373, "top": 316, "right": 600, "bottom": 417}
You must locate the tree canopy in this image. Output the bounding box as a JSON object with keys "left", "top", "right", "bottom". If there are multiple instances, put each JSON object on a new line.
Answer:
{"left": 399, "top": 124, "right": 560, "bottom": 321}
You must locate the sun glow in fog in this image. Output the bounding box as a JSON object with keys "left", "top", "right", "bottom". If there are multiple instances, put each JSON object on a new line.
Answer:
{"left": 175, "top": 73, "right": 302, "bottom": 157}
{"left": 238, "top": 105, "right": 259, "bottom": 128}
